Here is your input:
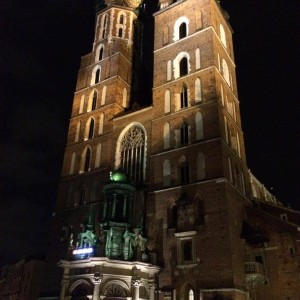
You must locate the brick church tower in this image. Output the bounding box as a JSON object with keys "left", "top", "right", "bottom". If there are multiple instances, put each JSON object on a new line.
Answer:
{"left": 41, "top": 1, "right": 300, "bottom": 299}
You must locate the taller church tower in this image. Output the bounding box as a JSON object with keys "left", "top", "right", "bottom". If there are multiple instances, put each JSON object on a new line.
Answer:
{"left": 42, "top": 1, "right": 300, "bottom": 300}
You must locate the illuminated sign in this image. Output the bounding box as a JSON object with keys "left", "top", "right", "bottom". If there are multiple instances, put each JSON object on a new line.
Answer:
{"left": 73, "top": 247, "right": 93, "bottom": 255}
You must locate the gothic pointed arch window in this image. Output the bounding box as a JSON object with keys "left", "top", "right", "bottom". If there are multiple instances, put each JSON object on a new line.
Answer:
{"left": 91, "top": 66, "right": 101, "bottom": 85}
{"left": 195, "top": 112, "right": 204, "bottom": 140}
{"left": 96, "top": 44, "right": 105, "bottom": 61}
{"left": 163, "top": 25, "right": 169, "bottom": 45}
{"left": 79, "top": 95, "right": 85, "bottom": 114}
{"left": 179, "top": 22, "right": 187, "bottom": 39}
{"left": 115, "top": 124, "right": 146, "bottom": 183}
{"left": 222, "top": 59, "right": 230, "bottom": 86}
{"left": 70, "top": 152, "right": 76, "bottom": 175}
{"left": 180, "top": 122, "right": 189, "bottom": 145}
{"left": 101, "top": 85, "right": 107, "bottom": 105}
{"left": 197, "top": 152, "right": 206, "bottom": 180}
{"left": 95, "top": 69, "right": 100, "bottom": 83}
{"left": 188, "top": 289, "right": 194, "bottom": 300}
{"left": 80, "top": 147, "right": 91, "bottom": 173}
{"left": 116, "top": 12, "right": 126, "bottom": 38}
{"left": 195, "top": 48, "right": 201, "bottom": 70}
{"left": 163, "top": 122, "right": 170, "bottom": 149}
{"left": 98, "top": 112, "right": 104, "bottom": 134}
{"left": 195, "top": 78, "right": 202, "bottom": 102}
{"left": 100, "top": 14, "right": 108, "bottom": 39}
{"left": 163, "top": 159, "right": 171, "bottom": 187}
{"left": 180, "top": 57, "right": 188, "bottom": 77}
{"left": 84, "top": 117, "right": 95, "bottom": 140}
{"left": 174, "top": 52, "right": 190, "bottom": 79}
{"left": 75, "top": 122, "right": 81, "bottom": 142}
{"left": 87, "top": 90, "right": 98, "bottom": 112}
{"left": 122, "top": 88, "right": 127, "bottom": 108}
{"left": 174, "top": 17, "right": 189, "bottom": 41}
{"left": 70, "top": 280, "right": 91, "bottom": 300}
{"left": 165, "top": 89, "right": 171, "bottom": 113}
{"left": 167, "top": 60, "right": 172, "bottom": 81}
{"left": 95, "top": 143, "right": 101, "bottom": 168}
{"left": 180, "top": 84, "right": 188, "bottom": 108}
{"left": 179, "top": 156, "right": 189, "bottom": 185}
{"left": 219, "top": 24, "right": 227, "bottom": 48}
{"left": 99, "top": 46, "right": 104, "bottom": 60}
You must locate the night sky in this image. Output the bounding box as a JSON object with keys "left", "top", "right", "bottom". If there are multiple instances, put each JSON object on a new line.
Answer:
{"left": 0, "top": 0, "right": 299, "bottom": 267}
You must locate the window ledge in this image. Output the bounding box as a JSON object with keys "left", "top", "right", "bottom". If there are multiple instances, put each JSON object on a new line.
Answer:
{"left": 176, "top": 263, "right": 197, "bottom": 269}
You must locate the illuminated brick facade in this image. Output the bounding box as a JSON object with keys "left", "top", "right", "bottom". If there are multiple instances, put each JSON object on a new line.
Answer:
{"left": 42, "top": 1, "right": 300, "bottom": 300}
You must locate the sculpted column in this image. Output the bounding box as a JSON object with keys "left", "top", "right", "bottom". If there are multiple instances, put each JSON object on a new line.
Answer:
{"left": 92, "top": 272, "right": 102, "bottom": 300}
{"left": 132, "top": 278, "right": 141, "bottom": 300}
{"left": 148, "top": 281, "right": 156, "bottom": 300}
{"left": 59, "top": 268, "right": 70, "bottom": 300}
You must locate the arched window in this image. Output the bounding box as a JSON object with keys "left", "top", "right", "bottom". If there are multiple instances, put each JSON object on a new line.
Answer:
{"left": 165, "top": 89, "right": 171, "bottom": 113}
{"left": 70, "top": 152, "right": 76, "bottom": 175}
{"left": 71, "top": 282, "right": 90, "bottom": 300}
{"left": 179, "top": 22, "right": 187, "bottom": 39}
{"left": 80, "top": 147, "right": 91, "bottom": 173}
{"left": 87, "top": 90, "right": 97, "bottom": 112}
{"left": 92, "top": 91, "right": 97, "bottom": 110}
{"left": 180, "top": 84, "right": 188, "bottom": 108}
{"left": 95, "top": 69, "right": 100, "bottom": 83}
{"left": 163, "top": 122, "right": 170, "bottom": 149}
{"left": 195, "top": 10, "right": 203, "bottom": 29}
{"left": 84, "top": 118, "right": 95, "bottom": 140}
{"left": 122, "top": 88, "right": 127, "bottom": 107}
{"left": 180, "top": 57, "right": 188, "bottom": 77}
{"left": 163, "top": 25, "right": 169, "bottom": 44}
{"left": 95, "top": 143, "right": 101, "bottom": 168}
{"left": 99, "top": 112, "right": 104, "bottom": 134}
{"left": 169, "top": 204, "right": 178, "bottom": 228}
{"left": 116, "top": 124, "right": 146, "bottom": 182}
{"left": 99, "top": 47, "right": 104, "bottom": 60}
{"left": 174, "top": 52, "right": 190, "bottom": 79}
{"left": 91, "top": 66, "right": 101, "bottom": 85}
{"left": 197, "top": 152, "right": 206, "bottom": 180}
{"left": 75, "top": 122, "right": 80, "bottom": 142}
{"left": 222, "top": 59, "right": 230, "bottom": 86}
{"left": 195, "top": 112, "right": 204, "bottom": 140}
{"left": 163, "top": 159, "right": 171, "bottom": 187}
{"left": 219, "top": 24, "right": 227, "bottom": 48}
{"left": 167, "top": 60, "right": 172, "bottom": 81}
{"left": 100, "top": 14, "right": 108, "bottom": 39}
{"left": 96, "top": 44, "right": 104, "bottom": 61}
{"left": 180, "top": 122, "right": 189, "bottom": 145}
{"left": 116, "top": 12, "right": 126, "bottom": 38}
{"left": 179, "top": 156, "right": 189, "bottom": 185}
{"left": 195, "top": 78, "right": 202, "bottom": 102}
{"left": 101, "top": 86, "right": 107, "bottom": 105}
{"left": 174, "top": 17, "right": 189, "bottom": 41}
{"left": 195, "top": 48, "right": 201, "bottom": 70}
{"left": 188, "top": 289, "right": 194, "bottom": 300}
{"left": 220, "top": 83, "right": 224, "bottom": 105}
{"left": 79, "top": 95, "right": 85, "bottom": 114}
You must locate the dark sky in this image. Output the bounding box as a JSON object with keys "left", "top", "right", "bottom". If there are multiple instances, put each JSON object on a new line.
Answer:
{"left": 0, "top": 0, "right": 299, "bottom": 266}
